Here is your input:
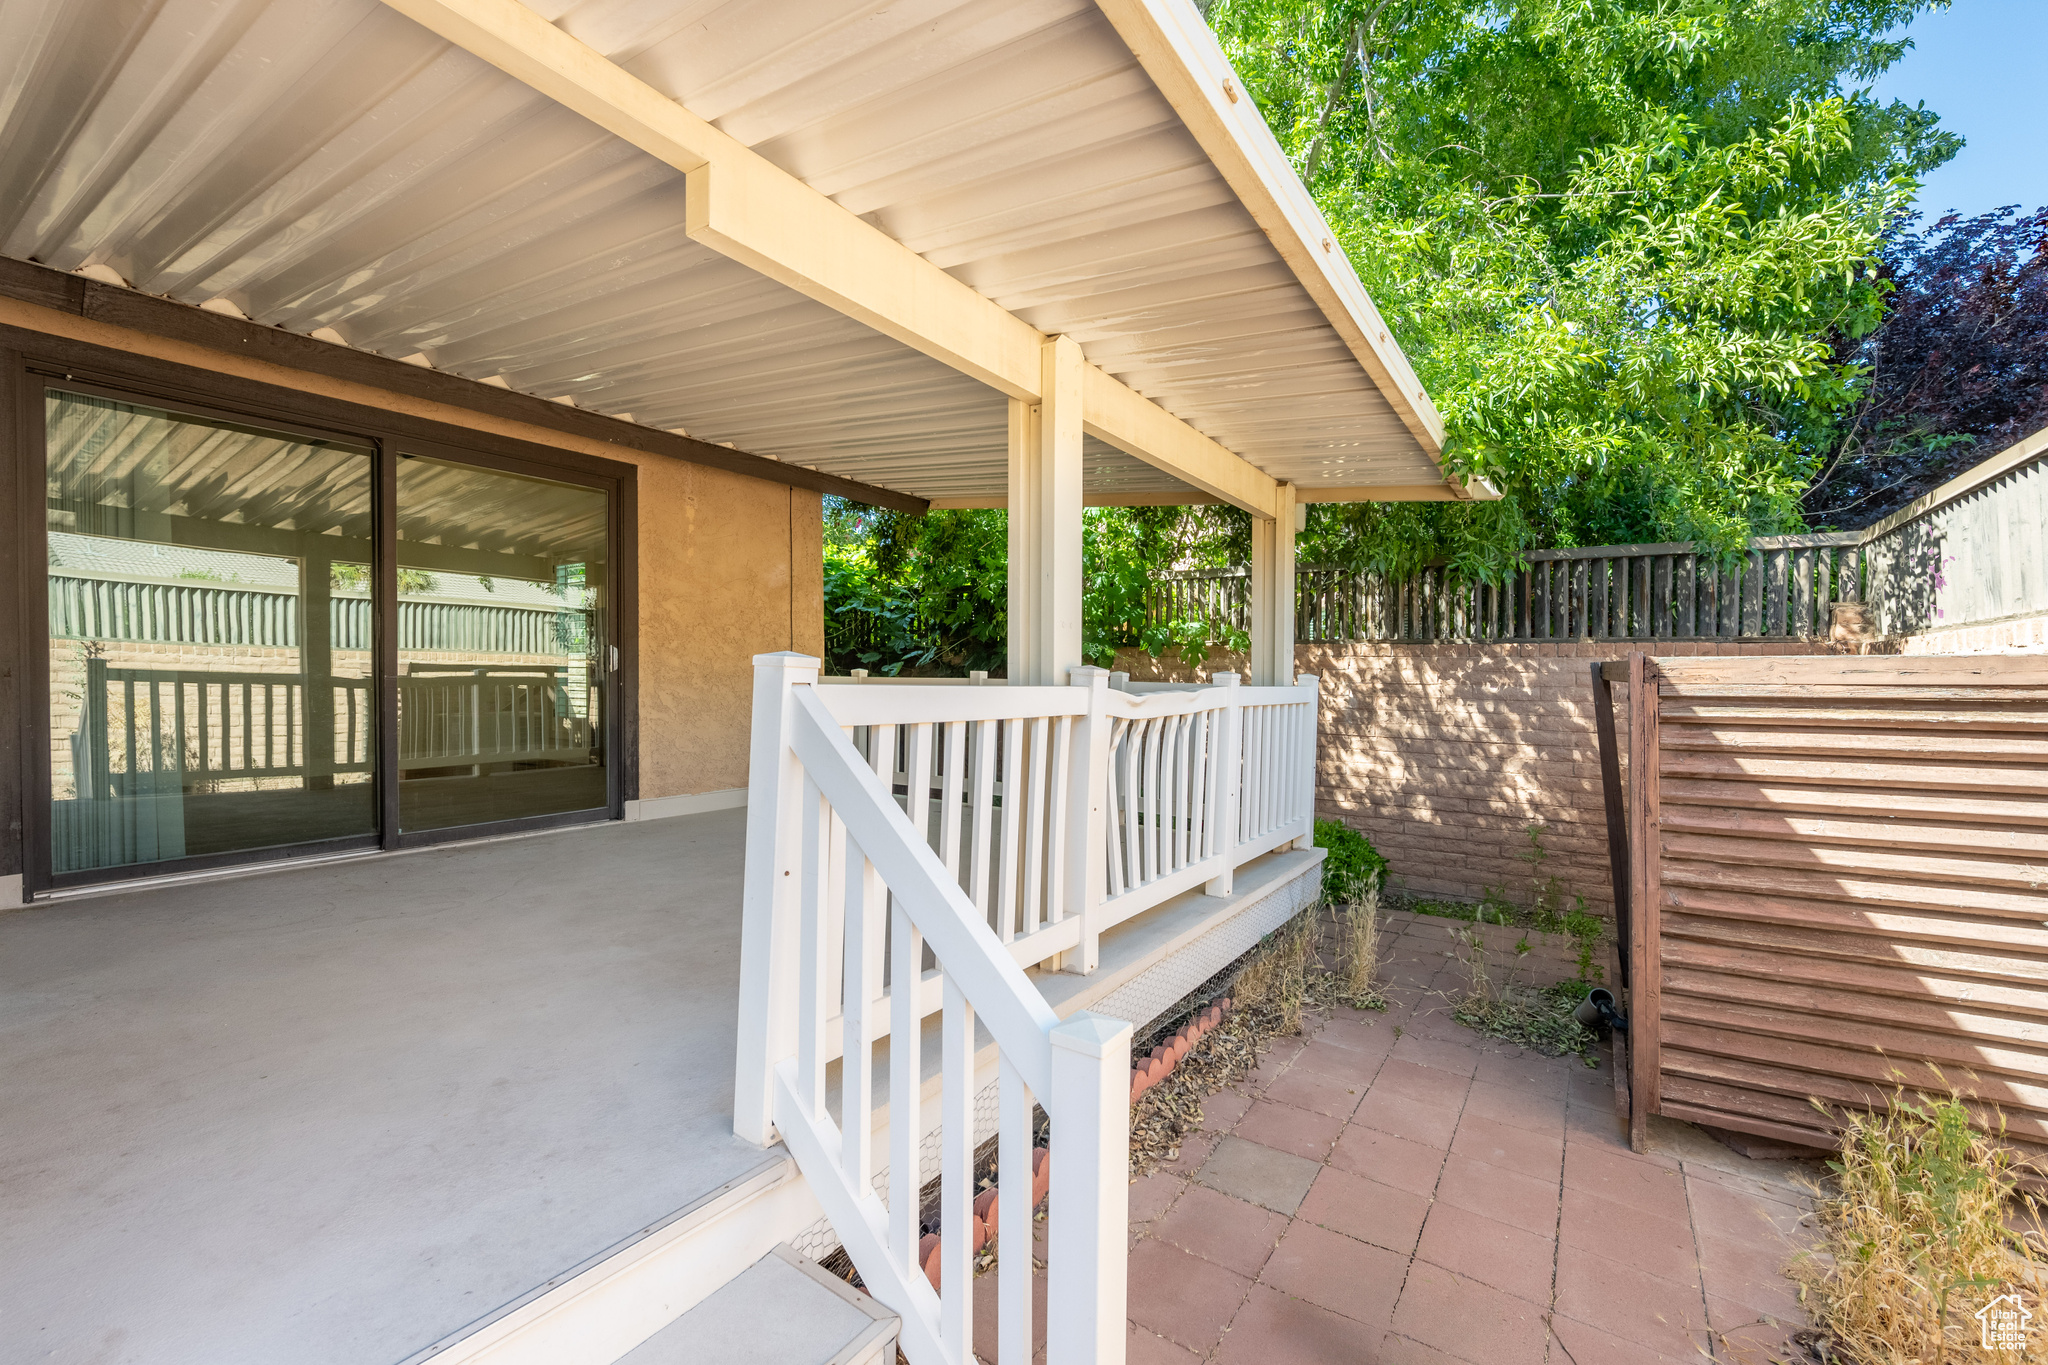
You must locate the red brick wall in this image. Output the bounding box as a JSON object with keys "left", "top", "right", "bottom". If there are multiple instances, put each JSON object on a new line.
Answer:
{"left": 1116, "top": 638, "right": 1852, "bottom": 923}
{"left": 1299, "top": 640, "right": 1854, "bottom": 920}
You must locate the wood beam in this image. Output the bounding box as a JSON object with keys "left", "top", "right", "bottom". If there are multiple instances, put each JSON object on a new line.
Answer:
{"left": 379, "top": 0, "right": 1286, "bottom": 519}
{"left": 1296, "top": 483, "right": 1493, "bottom": 504}
{"left": 929, "top": 478, "right": 1502, "bottom": 509}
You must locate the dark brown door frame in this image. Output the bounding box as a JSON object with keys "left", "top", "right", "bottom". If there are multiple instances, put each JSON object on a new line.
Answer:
{"left": 2, "top": 327, "right": 640, "bottom": 894}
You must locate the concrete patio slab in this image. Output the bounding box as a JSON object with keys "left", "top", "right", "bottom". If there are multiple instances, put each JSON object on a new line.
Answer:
{"left": 1195, "top": 1135, "right": 1324, "bottom": 1215}
{"left": 0, "top": 811, "right": 768, "bottom": 1365}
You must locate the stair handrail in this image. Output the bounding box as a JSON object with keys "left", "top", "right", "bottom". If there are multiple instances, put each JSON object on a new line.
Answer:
{"left": 736, "top": 652, "right": 1132, "bottom": 1365}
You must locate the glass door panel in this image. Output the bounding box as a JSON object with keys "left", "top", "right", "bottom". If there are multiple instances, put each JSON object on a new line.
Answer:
{"left": 45, "top": 389, "right": 377, "bottom": 874}
{"left": 395, "top": 455, "right": 608, "bottom": 832}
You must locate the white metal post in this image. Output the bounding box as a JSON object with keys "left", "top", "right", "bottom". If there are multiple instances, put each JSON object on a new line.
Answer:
{"left": 1007, "top": 336, "right": 1085, "bottom": 685}
{"left": 1247, "top": 482, "right": 1297, "bottom": 686}
{"left": 1205, "top": 672, "right": 1242, "bottom": 897}
{"left": 1066, "top": 665, "right": 1113, "bottom": 973}
{"left": 734, "top": 650, "right": 820, "bottom": 1145}
{"left": 1047, "top": 1011, "right": 1132, "bottom": 1365}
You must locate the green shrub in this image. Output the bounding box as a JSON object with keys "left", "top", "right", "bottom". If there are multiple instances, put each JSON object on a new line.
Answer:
{"left": 1314, "top": 819, "right": 1388, "bottom": 904}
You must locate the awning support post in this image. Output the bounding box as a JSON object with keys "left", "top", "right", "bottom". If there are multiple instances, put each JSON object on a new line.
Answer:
{"left": 1249, "top": 482, "right": 1298, "bottom": 685}
{"left": 1007, "top": 335, "right": 1085, "bottom": 685}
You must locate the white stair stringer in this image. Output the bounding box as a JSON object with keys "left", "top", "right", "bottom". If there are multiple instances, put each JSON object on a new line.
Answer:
{"left": 408, "top": 1151, "right": 828, "bottom": 1365}
{"left": 773, "top": 1058, "right": 953, "bottom": 1365}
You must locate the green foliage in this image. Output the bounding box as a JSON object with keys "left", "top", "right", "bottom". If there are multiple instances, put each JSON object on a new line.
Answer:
{"left": 1565, "top": 903, "right": 1605, "bottom": 985}
{"left": 822, "top": 501, "right": 1008, "bottom": 674}
{"left": 1084, "top": 505, "right": 1250, "bottom": 667}
{"left": 1314, "top": 818, "right": 1389, "bottom": 903}
{"left": 1205, "top": 0, "right": 1958, "bottom": 563}
{"left": 824, "top": 497, "right": 1261, "bottom": 673}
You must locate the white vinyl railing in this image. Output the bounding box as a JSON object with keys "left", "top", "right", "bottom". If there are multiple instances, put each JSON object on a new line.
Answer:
{"left": 735, "top": 656, "right": 1319, "bottom": 1365}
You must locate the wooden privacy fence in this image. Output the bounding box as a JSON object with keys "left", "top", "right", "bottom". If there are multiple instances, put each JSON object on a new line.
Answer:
{"left": 1598, "top": 654, "right": 2048, "bottom": 1156}
{"left": 1860, "top": 426, "right": 2048, "bottom": 639}
{"left": 1150, "top": 533, "right": 1867, "bottom": 646}
{"left": 1302, "top": 534, "right": 1865, "bottom": 643}
{"left": 1145, "top": 426, "right": 2047, "bottom": 647}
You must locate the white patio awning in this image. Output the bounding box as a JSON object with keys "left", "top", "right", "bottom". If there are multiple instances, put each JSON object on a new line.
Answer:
{"left": 0, "top": 0, "right": 1485, "bottom": 511}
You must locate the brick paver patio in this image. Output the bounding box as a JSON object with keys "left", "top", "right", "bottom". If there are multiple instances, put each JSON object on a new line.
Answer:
{"left": 1113, "top": 918, "right": 1824, "bottom": 1365}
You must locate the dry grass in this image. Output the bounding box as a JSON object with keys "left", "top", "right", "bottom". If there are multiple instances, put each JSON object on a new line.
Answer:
{"left": 1127, "top": 901, "right": 1390, "bottom": 1176}
{"left": 1791, "top": 1083, "right": 2048, "bottom": 1365}
{"left": 1330, "top": 883, "right": 1389, "bottom": 1012}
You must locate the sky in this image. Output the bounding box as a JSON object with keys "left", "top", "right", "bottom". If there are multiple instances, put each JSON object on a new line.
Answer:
{"left": 1867, "top": 0, "right": 2048, "bottom": 222}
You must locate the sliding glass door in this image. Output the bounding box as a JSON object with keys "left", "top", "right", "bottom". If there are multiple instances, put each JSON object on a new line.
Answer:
{"left": 45, "top": 389, "right": 378, "bottom": 875}
{"left": 395, "top": 454, "right": 609, "bottom": 832}
{"left": 40, "top": 385, "right": 616, "bottom": 887}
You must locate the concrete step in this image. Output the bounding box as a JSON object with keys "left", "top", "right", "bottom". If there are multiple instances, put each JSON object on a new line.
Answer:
{"left": 615, "top": 1245, "right": 896, "bottom": 1365}
{"left": 412, "top": 1153, "right": 835, "bottom": 1365}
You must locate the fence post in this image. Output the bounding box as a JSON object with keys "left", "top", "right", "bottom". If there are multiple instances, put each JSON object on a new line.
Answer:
{"left": 1047, "top": 1011, "right": 1132, "bottom": 1365}
{"left": 734, "top": 651, "right": 820, "bottom": 1145}
{"left": 1206, "top": 672, "right": 1243, "bottom": 897}
{"left": 1625, "top": 651, "right": 1661, "bottom": 1154}
{"left": 1066, "top": 666, "right": 1113, "bottom": 974}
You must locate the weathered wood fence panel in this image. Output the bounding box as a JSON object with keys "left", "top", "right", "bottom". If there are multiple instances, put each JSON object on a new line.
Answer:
{"left": 1157, "top": 537, "right": 1865, "bottom": 645}
{"left": 1611, "top": 654, "right": 2048, "bottom": 1156}
{"left": 1863, "top": 429, "right": 2048, "bottom": 639}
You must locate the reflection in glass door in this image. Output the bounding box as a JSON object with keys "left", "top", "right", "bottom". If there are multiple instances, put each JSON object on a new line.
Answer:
{"left": 395, "top": 455, "right": 608, "bottom": 832}
{"left": 45, "top": 390, "right": 377, "bottom": 874}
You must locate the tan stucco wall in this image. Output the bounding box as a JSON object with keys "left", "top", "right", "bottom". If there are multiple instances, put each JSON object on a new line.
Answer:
{"left": 2, "top": 298, "right": 820, "bottom": 803}
{"left": 634, "top": 458, "right": 822, "bottom": 798}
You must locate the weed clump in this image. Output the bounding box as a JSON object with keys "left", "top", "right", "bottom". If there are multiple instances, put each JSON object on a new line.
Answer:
{"left": 1447, "top": 923, "right": 1599, "bottom": 1063}
{"left": 1314, "top": 818, "right": 1388, "bottom": 906}
{"left": 1329, "top": 881, "right": 1389, "bottom": 1012}
{"left": 1792, "top": 1084, "right": 2047, "bottom": 1365}
{"left": 1393, "top": 824, "right": 1609, "bottom": 987}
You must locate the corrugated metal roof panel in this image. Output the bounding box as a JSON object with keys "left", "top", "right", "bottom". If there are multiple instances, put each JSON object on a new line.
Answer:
{"left": 0, "top": 0, "right": 1444, "bottom": 501}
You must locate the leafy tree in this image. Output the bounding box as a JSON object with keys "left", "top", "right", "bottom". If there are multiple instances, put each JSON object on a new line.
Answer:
{"left": 822, "top": 501, "right": 1008, "bottom": 674}
{"left": 823, "top": 500, "right": 1251, "bottom": 673}
{"left": 1206, "top": 0, "right": 1958, "bottom": 560}
{"left": 1803, "top": 205, "right": 2048, "bottom": 527}
{"left": 1083, "top": 505, "right": 1249, "bottom": 667}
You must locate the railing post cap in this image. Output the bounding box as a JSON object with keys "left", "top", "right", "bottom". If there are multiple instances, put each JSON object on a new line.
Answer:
{"left": 1068, "top": 665, "right": 1111, "bottom": 687}
{"left": 1050, "top": 1011, "right": 1133, "bottom": 1058}
{"left": 1212, "top": 671, "right": 1241, "bottom": 686}
{"left": 753, "top": 651, "right": 822, "bottom": 671}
